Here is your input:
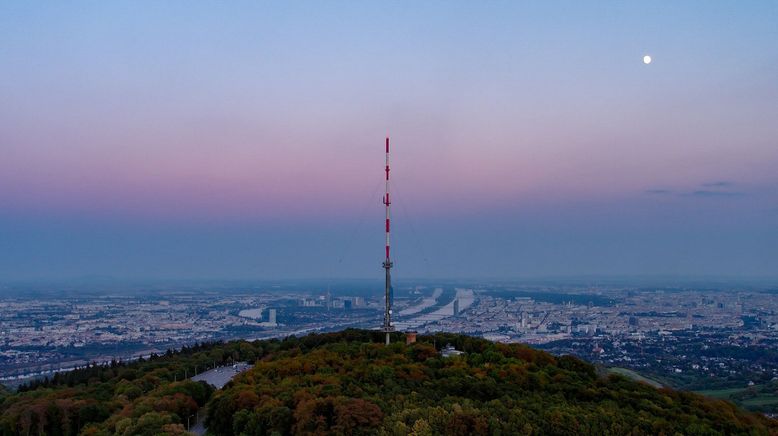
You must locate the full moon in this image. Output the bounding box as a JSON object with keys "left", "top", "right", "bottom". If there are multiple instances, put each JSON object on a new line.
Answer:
{"left": 643, "top": 55, "right": 652, "bottom": 64}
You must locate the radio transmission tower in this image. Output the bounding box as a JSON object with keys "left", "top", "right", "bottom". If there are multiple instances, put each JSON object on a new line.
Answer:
{"left": 382, "top": 136, "right": 394, "bottom": 345}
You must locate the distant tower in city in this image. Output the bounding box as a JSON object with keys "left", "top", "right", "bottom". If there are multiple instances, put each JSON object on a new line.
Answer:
{"left": 382, "top": 136, "right": 395, "bottom": 345}
{"left": 268, "top": 309, "right": 277, "bottom": 326}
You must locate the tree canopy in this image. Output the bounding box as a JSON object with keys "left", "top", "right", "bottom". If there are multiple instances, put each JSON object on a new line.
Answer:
{"left": 1, "top": 329, "right": 776, "bottom": 435}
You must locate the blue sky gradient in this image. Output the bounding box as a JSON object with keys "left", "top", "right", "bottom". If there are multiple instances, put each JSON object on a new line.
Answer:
{"left": 1, "top": 1, "right": 777, "bottom": 280}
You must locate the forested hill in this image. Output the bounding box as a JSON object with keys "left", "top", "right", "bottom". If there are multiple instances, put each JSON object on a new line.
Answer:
{"left": 207, "top": 330, "right": 777, "bottom": 435}
{"left": 1, "top": 330, "right": 777, "bottom": 435}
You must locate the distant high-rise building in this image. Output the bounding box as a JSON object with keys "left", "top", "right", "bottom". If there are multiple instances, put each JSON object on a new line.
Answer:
{"left": 344, "top": 300, "right": 353, "bottom": 310}
{"left": 299, "top": 298, "right": 317, "bottom": 307}
{"left": 268, "top": 309, "right": 277, "bottom": 325}
{"left": 453, "top": 298, "right": 460, "bottom": 316}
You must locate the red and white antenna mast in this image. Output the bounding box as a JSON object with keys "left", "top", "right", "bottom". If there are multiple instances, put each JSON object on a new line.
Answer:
{"left": 383, "top": 136, "right": 394, "bottom": 345}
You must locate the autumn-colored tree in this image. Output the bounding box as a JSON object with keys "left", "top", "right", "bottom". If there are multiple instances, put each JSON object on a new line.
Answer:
{"left": 234, "top": 389, "right": 260, "bottom": 410}
{"left": 332, "top": 398, "right": 383, "bottom": 434}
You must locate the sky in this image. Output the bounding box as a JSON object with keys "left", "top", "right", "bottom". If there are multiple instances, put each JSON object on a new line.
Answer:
{"left": 1, "top": 1, "right": 777, "bottom": 282}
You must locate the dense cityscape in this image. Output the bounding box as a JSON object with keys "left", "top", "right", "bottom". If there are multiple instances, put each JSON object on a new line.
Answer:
{"left": 2, "top": 281, "right": 777, "bottom": 414}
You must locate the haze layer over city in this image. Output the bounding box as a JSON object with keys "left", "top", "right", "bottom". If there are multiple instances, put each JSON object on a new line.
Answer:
{"left": 1, "top": 0, "right": 778, "bottom": 430}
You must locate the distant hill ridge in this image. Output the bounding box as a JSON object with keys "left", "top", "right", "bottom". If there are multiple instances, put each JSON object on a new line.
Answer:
{"left": 1, "top": 330, "right": 776, "bottom": 435}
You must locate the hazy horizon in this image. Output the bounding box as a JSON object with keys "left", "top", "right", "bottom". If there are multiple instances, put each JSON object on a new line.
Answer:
{"left": 2, "top": 2, "right": 777, "bottom": 282}
{"left": 3, "top": 274, "right": 777, "bottom": 290}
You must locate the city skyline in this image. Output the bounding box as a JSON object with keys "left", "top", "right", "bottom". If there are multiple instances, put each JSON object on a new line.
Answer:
{"left": 1, "top": 2, "right": 777, "bottom": 280}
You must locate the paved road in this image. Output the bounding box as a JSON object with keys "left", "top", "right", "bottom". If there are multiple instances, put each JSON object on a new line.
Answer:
{"left": 189, "top": 412, "right": 207, "bottom": 436}
{"left": 189, "top": 362, "right": 252, "bottom": 434}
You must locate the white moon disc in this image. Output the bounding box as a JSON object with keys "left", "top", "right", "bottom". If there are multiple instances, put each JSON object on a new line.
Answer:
{"left": 643, "top": 55, "right": 652, "bottom": 64}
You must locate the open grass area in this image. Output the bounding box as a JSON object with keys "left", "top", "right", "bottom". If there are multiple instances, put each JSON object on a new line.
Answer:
{"left": 608, "top": 367, "right": 664, "bottom": 389}
{"left": 695, "top": 385, "right": 778, "bottom": 413}
{"left": 741, "top": 396, "right": 778, "bottom": 408}
{"left": 694, "top": 387, "right": 748, "bottom": 399}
